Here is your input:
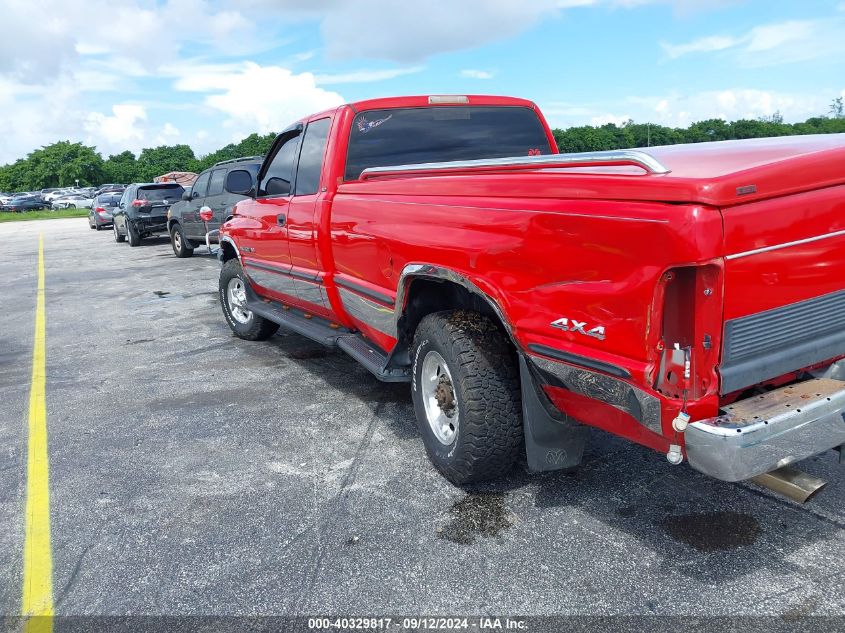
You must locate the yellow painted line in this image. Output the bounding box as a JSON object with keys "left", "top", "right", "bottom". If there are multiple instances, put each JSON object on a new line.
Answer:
{"left": 22, "top": 235, "right": 53, "bottom": 633}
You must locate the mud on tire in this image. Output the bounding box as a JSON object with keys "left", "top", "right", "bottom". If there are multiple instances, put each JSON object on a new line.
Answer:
{"left": 411, "top": 310, "right": 523, "bottom": 485}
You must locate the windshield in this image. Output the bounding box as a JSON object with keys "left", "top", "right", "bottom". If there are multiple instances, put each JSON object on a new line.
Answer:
{"left": 345, "top": 105, "right": 553, "bottom": 180}
{"left": 138, "top": 186, "right": 184, "bottom": 202}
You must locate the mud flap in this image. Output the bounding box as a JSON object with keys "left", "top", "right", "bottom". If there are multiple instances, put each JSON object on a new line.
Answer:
{"left": 520, "top": 355, "right": 588, "bottom": 472}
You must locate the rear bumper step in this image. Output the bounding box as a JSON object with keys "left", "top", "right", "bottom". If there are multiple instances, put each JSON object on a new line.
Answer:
{"left": 685, "top": 378, "right": 845, "bottom": 482}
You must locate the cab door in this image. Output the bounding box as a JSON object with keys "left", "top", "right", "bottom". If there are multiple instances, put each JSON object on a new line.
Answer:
{"left": 286, "top": 117, "right": 333, "bottom": 316}
{"left": 233, "top": 127, "right": 302, "bottom": 304}
{"left": 181, "top": 170, "right": 210, "bottom": 239}
{"left": 193, "top": 168, "right": 226, "bottom": 239}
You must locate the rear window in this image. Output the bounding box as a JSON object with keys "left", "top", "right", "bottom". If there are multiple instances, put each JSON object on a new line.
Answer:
{"left": 345, "top": 106, "right": 552, "bottom": 180}
{"left": 138, "top": 186, "right": 184, "bottom": 202}
{"left": 97, "top": 194, "right": 121, "bottom": 205}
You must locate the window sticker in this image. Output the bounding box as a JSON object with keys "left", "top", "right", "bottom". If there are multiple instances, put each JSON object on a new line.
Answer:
{"left": 357, "top": 114, "right": 393, "bottom": 134}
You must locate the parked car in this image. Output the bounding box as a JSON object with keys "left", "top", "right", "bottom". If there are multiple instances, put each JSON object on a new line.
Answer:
{"left": 2, "top": 195, "right": 49, "bottom": 212}
{"left": 95, "top": 184, "right": 125, "bottom": 196}
{"left": 88, "top": 192, "right": 122, "bottom": 230}
{"left": 51, "top": 193, "right": 94, "bottom": 209}
{"left": 112, "top": 183, "right": 185, "bottom": 246}
{"left": 166, "top": 156, "right": 261, "bottom": 257}
{"left": 215, "top": 94, "right": 845, "bottom": 501}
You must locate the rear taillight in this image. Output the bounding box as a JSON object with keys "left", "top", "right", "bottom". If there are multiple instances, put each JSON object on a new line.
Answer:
{"left": 131, "top": 199, "right": 144, "bottom": 207}
{"left": 654, "top": 264, "right": 722, "bottom": 400}
{"left": 95, "top": 207, "right": 106, "bottom": 214}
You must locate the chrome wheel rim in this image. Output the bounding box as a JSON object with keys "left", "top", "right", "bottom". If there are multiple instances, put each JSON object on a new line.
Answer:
{"left": 421, "top": 350, "right": 459, "bottom": 445}
{"left": 226, "top": 277, "right": 252, "bottom": 324}
{"left": 173, "top": 231, "right": 181, "bottom": 251}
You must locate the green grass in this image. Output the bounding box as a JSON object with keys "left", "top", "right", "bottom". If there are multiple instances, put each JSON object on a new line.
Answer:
{"left": 0, "top": 208, "right": 90, "bottom": 223}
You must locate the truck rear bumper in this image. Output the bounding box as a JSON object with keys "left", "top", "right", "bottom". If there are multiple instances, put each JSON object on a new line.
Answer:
{"left": 685, "top": 378, "right": 845, "bottom": 482}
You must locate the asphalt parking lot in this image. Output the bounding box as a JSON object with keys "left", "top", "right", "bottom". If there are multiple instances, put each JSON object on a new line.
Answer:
{"left": 2, "top": 218, "right": 845, "bottom": 627}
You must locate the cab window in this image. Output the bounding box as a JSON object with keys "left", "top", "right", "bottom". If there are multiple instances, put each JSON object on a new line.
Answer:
{"left": 192, "top": 171, "right": 211, "bottom": 199}
{"left": 295, "top": 118, "right": 331, "bottom": 196}
{"left": 259, "top": 132, "right": 302, "bottom": 197}
{"left": 207, "top": 169, "right": 226, "bottom": 196}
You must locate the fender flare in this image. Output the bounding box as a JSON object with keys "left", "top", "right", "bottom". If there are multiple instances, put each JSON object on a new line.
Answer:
{"left": 218, "top": 235, "right": 242, "bottom": 263}
{"left": 394, "top": 263, "right": 517, "bottom": 347}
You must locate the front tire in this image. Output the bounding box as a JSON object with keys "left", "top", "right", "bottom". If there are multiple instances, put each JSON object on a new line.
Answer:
{"left": 170, "top": 223, "right": 194, "bottom": 258}
{"left": 219, "top": 259, "right": 279, "bottom": 341}
{"left": 411, "top": 311, "right": 523, "bottom": 485}
{"left": 113, "top": 222, "right": 125, "bottom": 243}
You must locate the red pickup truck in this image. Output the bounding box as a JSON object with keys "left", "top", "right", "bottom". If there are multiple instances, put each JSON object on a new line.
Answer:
{"left": 217, "top": 95, "right": 845, "bottom": 499}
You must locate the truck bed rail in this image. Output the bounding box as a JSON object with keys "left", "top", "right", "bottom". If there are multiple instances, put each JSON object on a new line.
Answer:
{"left": 359, "top": 150, "right": 672, "bottom": 180}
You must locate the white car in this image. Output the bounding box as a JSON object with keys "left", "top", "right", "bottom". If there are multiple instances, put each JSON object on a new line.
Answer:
{"left": 51, "top": 194, "right": 94, "bottom": 209}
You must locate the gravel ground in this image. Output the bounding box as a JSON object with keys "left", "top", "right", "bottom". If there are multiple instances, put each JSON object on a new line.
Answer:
{"left": 2, "top": 218, "right": 845, "bottom": 630}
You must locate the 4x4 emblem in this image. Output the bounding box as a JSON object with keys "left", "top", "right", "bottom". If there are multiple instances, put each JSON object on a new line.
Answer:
{"left": 551, "top": 317, "right": 606, "bottom": 341}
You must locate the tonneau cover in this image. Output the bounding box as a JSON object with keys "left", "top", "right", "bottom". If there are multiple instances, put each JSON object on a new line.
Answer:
{"left": 341, "top": 134, "right": 845, "bottom": 207}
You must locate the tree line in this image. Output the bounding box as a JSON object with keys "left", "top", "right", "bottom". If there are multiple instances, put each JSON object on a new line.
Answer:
{"left": 1, "top": 98, "right": 844, "bottom": 192}
{"left": 0, "top": 132, "right": 277, "bottom": 192}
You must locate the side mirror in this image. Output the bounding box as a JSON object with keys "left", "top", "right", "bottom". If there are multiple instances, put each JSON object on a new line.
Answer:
{"left": 225, "top": 169, "right": 254, "bottom": 196}
{"left": 181, "top": 191, "right": 191, "bottom": 201}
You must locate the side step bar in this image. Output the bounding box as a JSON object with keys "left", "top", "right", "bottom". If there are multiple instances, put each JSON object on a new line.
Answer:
{"left": 337, "top": 335, "right": 410, "bottom": 383}
{"left": 246, "top": 297, "right": 347, "bottom": 348}
{"left": 245, "top": 295, "right": 410, "bottom": 382}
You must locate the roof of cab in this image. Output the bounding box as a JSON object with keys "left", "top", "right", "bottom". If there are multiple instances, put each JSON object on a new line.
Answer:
{"left": 347, "top": 95, "right": 539, "bottom": 112}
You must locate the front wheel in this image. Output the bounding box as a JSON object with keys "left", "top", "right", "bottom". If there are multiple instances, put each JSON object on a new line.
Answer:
{"left": 219, "top": 259, "right": 279, "bottom": 341}
{"left": 113, "top": 222, "right": 125, "bottom": 243}
{"left": 170, "top": 223, "right": 194, "bottom": 258}
{"left": 411, "top": 311, "right": 523, "bottom": 485}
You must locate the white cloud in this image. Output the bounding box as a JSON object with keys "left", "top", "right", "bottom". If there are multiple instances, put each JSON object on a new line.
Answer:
{"left": 460, "top": 69, "right": 495, "bottom": 79}
{"left": 662, "top": 18, "right": 845, "bottom": 66}
{"left": 314, "top": 67, "right": 425, "bottom": 84}
{"left": 174, "top": 62, "right": 344, "bottom": 135}
{"left": 319, "top": 0, "right": 564, "bottom": 62}
{"left": 0, "top": 0, "right": 259, "bottom": 84}
{"left": 83, "top": 105, "right": 147, "bottom": 148}
{"left": 662, "top": 35, "right": 739, "bottom": 58}
{"left": 630, "top": 89, "right": 829, "bottom": 126}
{"left": 539, "top": 87, "right": 842, "bottom": 131}
{"left": 590, "top": 114, "right": 633, "bottom": 126}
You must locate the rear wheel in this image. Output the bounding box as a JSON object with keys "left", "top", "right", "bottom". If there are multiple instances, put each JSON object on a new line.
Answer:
{"left": 126, "top": 220, "right": 142, "bottom": 247}
{"left": 170, "top": 223, "right": 194, "bottom": 258}
{"left": 219, "top": 259, "right": 279, "bottom": 341}
{"left": 113, "top": 222, "right": 125, "bottom": 243}
{"left": 411, "top": 310, "right": 523, "bottom": 485}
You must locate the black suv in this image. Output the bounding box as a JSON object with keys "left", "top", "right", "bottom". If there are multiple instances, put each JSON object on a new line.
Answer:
{"left": 166, "top": 156, "right": 261, "bottom": 258}
{"left": 113, "top": 183, "right": 185, "bottom": 247}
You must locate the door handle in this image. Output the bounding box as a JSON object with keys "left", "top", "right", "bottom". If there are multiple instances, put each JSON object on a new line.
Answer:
{"left": 276, "top": 214, "right": 286, "bottom": 227}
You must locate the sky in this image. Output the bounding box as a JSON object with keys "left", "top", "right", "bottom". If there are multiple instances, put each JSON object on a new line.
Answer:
{"left": 1, "top": 0, "right": 844, "bottom": 164}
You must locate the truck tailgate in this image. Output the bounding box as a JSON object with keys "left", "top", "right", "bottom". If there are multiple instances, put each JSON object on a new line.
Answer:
{"left": 720, "top": 184, "right": 845, "bottom": 394}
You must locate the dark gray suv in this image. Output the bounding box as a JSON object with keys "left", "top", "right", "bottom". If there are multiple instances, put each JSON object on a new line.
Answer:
{"left": 113, "top": 183, "right": 185, "bottom": 247}
{"left": 166, "top": 156, "right": 261, "bottom": 258}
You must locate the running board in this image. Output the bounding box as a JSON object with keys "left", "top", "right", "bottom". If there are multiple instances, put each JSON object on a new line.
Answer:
{"left": 246, "top": 297, "right": 347, "bottom": 347}
{"left": 337, "top": 335, "right": 411, "bottom": 383}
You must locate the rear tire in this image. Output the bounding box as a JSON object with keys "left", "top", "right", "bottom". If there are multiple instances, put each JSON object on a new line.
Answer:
{"left": 411, "top": 310, "right": 523, "bottom": 485}
{"left": 219, "top": 259, "right": 279, "bottom": 341}
{"left": 170, "top": 223, "right": 194, "bottom": 258}
{"left": 113, "top": 223, "right": 125, "bottom": 243}
{"left": 126, "top": 220, "right": 142, "bottom": 247}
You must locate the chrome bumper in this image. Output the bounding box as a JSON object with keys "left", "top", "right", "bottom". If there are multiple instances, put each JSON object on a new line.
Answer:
{"left": 685, "top": 378, "right": 845, "bottom": 482}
